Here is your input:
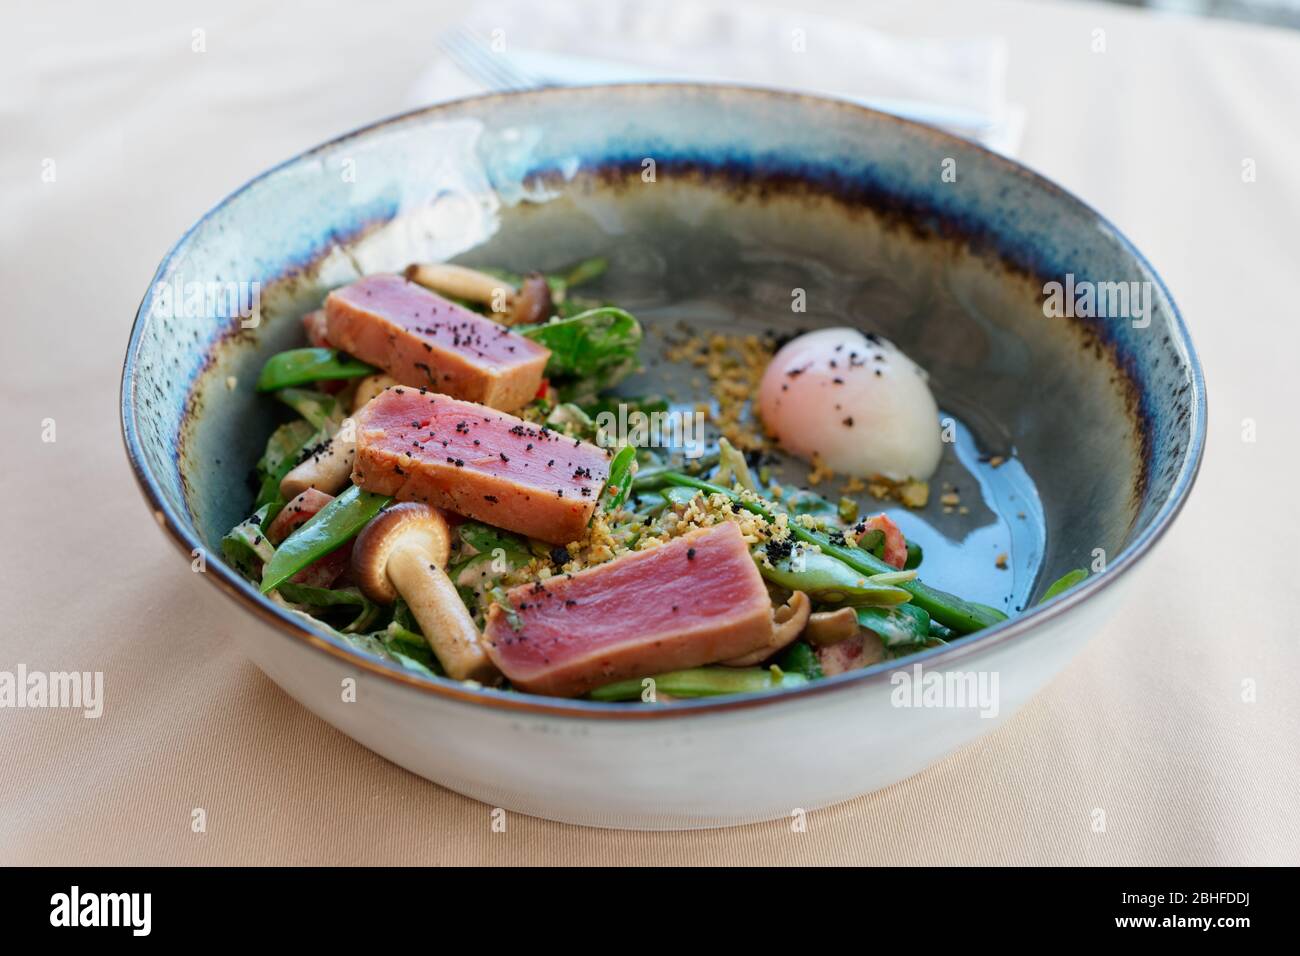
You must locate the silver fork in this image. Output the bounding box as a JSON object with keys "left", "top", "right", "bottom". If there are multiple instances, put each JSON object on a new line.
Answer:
{"left": 438, "top": 25, "right": 543, "bottom": 92}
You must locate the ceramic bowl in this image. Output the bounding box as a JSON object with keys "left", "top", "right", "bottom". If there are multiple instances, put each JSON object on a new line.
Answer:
{"left": 121, "top": 85, "right": 1205, "bottom": 829}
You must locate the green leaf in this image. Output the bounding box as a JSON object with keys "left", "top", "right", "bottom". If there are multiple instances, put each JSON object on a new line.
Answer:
{"left": 519, "top": 307, "right": 642, "bottom": 403}
{"left": 255, "top": 348, "right": 374, "bottom": 391}
{"left": 274, "top": 387, "right": 342, "bottom": 430}
{"left": 276, "top": 583, "right": 380, "bottom": 632}
{"left": 457, "top": 521, "right": 528, "bottom": 557}
{"left": 775, "top": 641, "right": 823, "bottom": 680}
{"left": 221, "top": 504, "right": 275, "bottom": 581}
{"left": 253, "top": 419, "right": 319, "bottom": 512}
{"left": 384, "top": 623, "right": 443, "bottom": 677}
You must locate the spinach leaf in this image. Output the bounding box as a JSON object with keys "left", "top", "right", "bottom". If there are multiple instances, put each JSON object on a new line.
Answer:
{"left": 519, "top": 307, "right": 642, "bottom": 403}
{"left": 457, "top": 521, "right": 528, "bottom": 557}
{"left": 276, "top": 583, "right": 381, "bottom": 633}
{"left": 275, "top": 387, "right": 342, "bottom": 430}
{"left": 221, "top": 504, "right": 275, "bottom": 581}
{"left": 252, "top": 418, "right": 318, "bottom": 512}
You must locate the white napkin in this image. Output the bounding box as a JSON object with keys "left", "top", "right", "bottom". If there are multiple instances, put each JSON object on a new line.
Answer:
{"left": 408, "top": 0, "right": 1024, "bottom": 155}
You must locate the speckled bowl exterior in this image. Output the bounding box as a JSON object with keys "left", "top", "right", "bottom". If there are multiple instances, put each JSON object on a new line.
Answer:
{"left": 121, "top": 85, "right": 1205, "bottom": 828}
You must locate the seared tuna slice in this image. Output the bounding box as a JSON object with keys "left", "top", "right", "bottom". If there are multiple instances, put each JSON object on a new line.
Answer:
{"left": 351, "top": 387, "right": 610, "bottom": 545}
{"left": 484, "top": 522, "right": 774, "bottom": 697}
{"left": 325, "top": 274, "right": 549, "bottom": 411}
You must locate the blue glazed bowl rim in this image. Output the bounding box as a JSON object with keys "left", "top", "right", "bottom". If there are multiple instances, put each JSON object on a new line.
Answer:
{"left": 120, "top": 83, "right": 1207, "bottom": 721}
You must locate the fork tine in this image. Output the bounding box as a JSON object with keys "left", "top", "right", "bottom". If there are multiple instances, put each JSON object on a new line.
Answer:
{"left": 439, "top": 25, "right": 534, "bottom": 92}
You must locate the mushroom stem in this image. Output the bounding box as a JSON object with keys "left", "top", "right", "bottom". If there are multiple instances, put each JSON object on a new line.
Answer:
{"left": 721, "top": 591, "right": 812, "bottom": 667}
{"left": 280, "top": 433, "right": 356, "bottom": 498}
{"left": 386, "top": 545, "right": 497, "bottom": 682}
{"left": 351, "top": 374, "right": 398, "bottom": 414}
{"left": 804, "top": 607, "right": 860, "bottom": 646}
{"left": 404, "top": 263, "right": 515, "bottom": 314}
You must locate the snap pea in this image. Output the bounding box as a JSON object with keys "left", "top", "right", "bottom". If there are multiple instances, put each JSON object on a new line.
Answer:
{"left": 255, "top": 347, "right": 375, "bottom": 391}
{"left": 856, "top": 604, "right": 931, "bottom": 648}
{"left": 260, "top": 486, "right": 392, "bottom": 593}
{"left": 600, "top": 444, "right": 638, "bottom": 512}
{"left": 656, "top": 472, "right": 1006, "bottom": 634}
{"left": 588, "top": 666, "right": 808, "bottom": 701}
{"left": 1039, "top": 568, "right": 1089, "bottom": 603}
{"left": 274, "top": 387, "right": 342, "bottom": 429}
{"left": 759, "top": 549, "right": 912, "bottom": 607}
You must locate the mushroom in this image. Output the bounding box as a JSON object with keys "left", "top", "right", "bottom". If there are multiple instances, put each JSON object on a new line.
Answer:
{"left": 507, "top": 273, "right": 553, "bottom": 326}
{"left": 279, "top": 430, "right": 356, "bottom": 499}
{"left": 404, "top": 263, "right": 515, "bottom": 316}
{"left": 803, "top": 607, "right": 860, "bottom": 646}
{"left": 351, "top": 374, "right": 398, "bottom": 414}
{"left": 352, "top": 502, "right": 498, "bottom": 682}
{"left": 403, "top": 262, "right": 553, "bottom": 325}
{"left": 721, "top": 591, "right": 812, "bottom": 667}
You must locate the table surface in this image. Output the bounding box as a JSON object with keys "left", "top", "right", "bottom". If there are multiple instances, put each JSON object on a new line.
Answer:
{"left": 4, "top": 0, "right": 1298, "bottom": 865}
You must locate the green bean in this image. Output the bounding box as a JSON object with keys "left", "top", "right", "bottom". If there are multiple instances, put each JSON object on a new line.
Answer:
{"left": 775, "top": 641, "right": 823, "bottom": 680}
{"left": 657, "top": 472, "right": 1006, "bottom": 634}
{"left": 563, "top": 256, "right": 608, "bottom": 288}
{"left": 856, "top": 604, "right": 931, "bottom": 648}
{"left": 588, "top": 666, "right": 808, "bottom": 701}
{"left": 759, "top": 550, "right": 912, "bottom": 607}
{"left": 260, "top": 486, "right": 391, "bottom": 593}
{"left": 630, "top": 452, "right": 720, "bottom": 489}
{"left": 255, "top": 347, "right": 374, "bottom": 391}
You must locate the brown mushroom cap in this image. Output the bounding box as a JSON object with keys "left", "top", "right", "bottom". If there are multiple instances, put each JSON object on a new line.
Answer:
{"left": 508, "top": 273, "right": 552, "bottom": 326}
{"left": 351, "top": 502, "right": 452, "bottom": 604}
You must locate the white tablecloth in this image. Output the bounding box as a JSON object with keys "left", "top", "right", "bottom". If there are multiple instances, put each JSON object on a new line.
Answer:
{"left": 3, "top": 0, "right": 1298, "bottom": 864}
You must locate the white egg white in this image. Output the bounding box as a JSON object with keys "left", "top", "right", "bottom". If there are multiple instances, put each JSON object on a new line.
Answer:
{"left": 757, "top": 327, "right": 942, "bottom": 482}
